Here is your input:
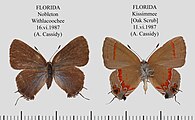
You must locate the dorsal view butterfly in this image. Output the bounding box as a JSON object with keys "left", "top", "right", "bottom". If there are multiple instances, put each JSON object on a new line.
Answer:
{"left": 10, "top": 36, "right": 89, "bottom": 104}
{"left": 102, "top": 36, "right": 186, "bottom": 103}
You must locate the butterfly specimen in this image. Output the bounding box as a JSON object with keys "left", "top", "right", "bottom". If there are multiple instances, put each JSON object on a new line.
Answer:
{"left": 102, "top": 36, "right": 186, "bottom": 103}
{"left": 10, "top": 36, "right": 89, "bottom": 103}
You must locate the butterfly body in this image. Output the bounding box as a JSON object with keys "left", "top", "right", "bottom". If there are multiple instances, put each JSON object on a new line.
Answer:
{"left": 46, "top": 62, "right": 53, "bottom": 89}
{"left": 140, "top": 60, "right": 154, "bottom": 93}
{"left": 103, "top": 36, "right": 186, "bottom": 102}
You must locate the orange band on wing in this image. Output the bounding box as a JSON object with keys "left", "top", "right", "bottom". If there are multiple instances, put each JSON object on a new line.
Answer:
{"left": 113, "top": 42, "right": 117, "bottom": 60}
{"left": 118, "top": 69, "right": 135, "bottom": 91}
{"left": 156, "top": 68, "right": 173, "bottom": 91}
{"left": 118, "top": 69, "right": 123, "bottom": 82}
{"left": 167, "top": 68, "right": 172, "bottom": 81}
{"left": 170, "top": 41, "right": 176, "bottom": 58}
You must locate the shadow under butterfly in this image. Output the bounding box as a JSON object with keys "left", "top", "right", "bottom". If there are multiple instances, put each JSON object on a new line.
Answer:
{"left": 10, "top": 36, "right": 89, "bottom": 105}
{"left": 102, "top": 36, "right": 186, "bottom": 104}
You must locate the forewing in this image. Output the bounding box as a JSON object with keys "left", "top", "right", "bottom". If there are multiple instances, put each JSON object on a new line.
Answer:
{"left": 52, "top": 36, "right": 89, "bottom": 67}
{"left": 103, "top": 37, "right": 140, "bottom": 69}
{"left": 149, "top": 65, "right": 180, "bottom": 98}
{"left": 16, "top": 70, "right": 47, "bottom": 100}
{"left": 54, "top": 66, "right": 84, "bottom": 97}
{"left": 10, "top": 39, "right": 47, "bottom": 70}
{"left": 109, "top": 66, "right": 141, "bottom": 99}
{"left": 148, "top": 36, "right": 186, "bottom": 68}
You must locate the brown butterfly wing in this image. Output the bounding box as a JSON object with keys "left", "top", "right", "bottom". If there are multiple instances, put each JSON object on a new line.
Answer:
{"left": 148, "top": 36, "right": 186, "bottom": 68}
{"left": 110, "top": 66, "right": 141, "bottom": 100}
{"left": 52, "top": 36, "right": 89, "bottom": 97}
{"left": 52, "top": 36, "right": 89, "bottom": 67}
{"left": 103, "top": 37, "right": 140, "bottom": 69}
{"left": 54, "top": 66, "right": 84, "bottom": 97}
{"left": 148, "top": 36, "right": 185, "bottom": 99}
{"left": 16, "top": 69, "right": 48, "bottom": 100}
{"left": 10, "top": 39, "right": 48, "bottom": 100}
{"left": 10, "top": 39, "right": 47, "bottom": 69}
{"left": 149, "top": 65, "right": 180, "bottom": 98}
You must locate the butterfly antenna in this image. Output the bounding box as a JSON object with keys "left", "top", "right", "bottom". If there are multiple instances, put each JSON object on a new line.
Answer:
{"left": 15, "top": 96, "right": 23, "bottom": 106}
{"left": 127, "top": 45, "right": 142, "bottom": 60}
{"left": 49, "top": 45, "right": 61, "bottom": 62}
{"left": 79, "top": 93, "right": 90, "bottom": 100}
{"left": 146, "top": 43, "right": 159, "bottom": 61}
{"left": 34, "top": 46, "right": 42, "bottom": 54}
{"left": 106, "top": 96, "right": 117, "bottom": 104}
{"left": 108, "top": 91, "right": 112, "bottom": 94}
{"left": 174, "top": 95, "right": 180, "bottom": 105}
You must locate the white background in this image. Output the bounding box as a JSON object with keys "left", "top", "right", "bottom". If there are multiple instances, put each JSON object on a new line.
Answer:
{"left": 0, "top": 0, "right": 194, "bottom": 116}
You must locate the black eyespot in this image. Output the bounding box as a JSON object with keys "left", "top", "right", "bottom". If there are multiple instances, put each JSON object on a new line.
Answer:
{"left": 171, "top": 88, "right": 176, "bottom": 93}
{"left": 113, "top": 89, "right": 119, "bottom": 94}
{"left": 165, "top": 92, "right": 169, "bottom": 99}
{"left": 122, "top": 95, "right": 126, "bottom": 101}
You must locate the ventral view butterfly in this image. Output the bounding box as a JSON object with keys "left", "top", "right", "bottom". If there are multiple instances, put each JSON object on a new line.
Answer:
{"left": 102, "top": 36, "right": 186, "bottom": 104}
{"left": 10, "top": 36, "right": 89, "bottom": 104}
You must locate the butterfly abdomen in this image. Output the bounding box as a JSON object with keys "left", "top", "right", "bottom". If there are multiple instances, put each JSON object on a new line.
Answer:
{"left": 46, "top": 62, "right": 53, "bottom": 89}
